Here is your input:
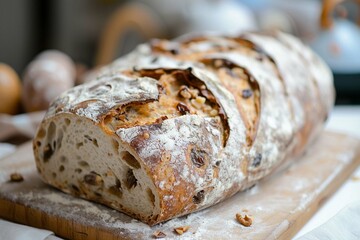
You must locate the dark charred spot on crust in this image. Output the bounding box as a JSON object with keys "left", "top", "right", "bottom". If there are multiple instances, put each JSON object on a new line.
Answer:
{"left": 193, "top": 190, "right": 205, "bottom": 204}
{"left": 215, "top": 161, "right": 221, "bottom": 167}
{"left": 176, "top": 102, "right": 190, "bottom": 115}
{"left": 253, "top": 153, "right": 262, "bottom": 167}
{"left": 190, "top": 148, "right": 207, "bottom": 168}
{"left": 242, "top": 89, "right": 253, "bottom": 99}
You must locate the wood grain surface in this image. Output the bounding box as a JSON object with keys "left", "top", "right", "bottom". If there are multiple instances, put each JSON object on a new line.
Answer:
{"left": 0, "top": 131, "right": 359, "bottom": 240}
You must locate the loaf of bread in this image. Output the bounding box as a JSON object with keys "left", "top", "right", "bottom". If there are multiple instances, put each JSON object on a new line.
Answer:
{"left": 33, "top": 32, "right": 334, "bottom": 226}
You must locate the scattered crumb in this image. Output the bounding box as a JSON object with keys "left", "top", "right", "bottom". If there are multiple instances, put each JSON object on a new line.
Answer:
{"left": 236, "top": 213, "right": 252, "bottom": 227}
{"left": 152, "top": 230, "right": 166, "bottom": 239}
{"left": 9, "top": 173, "right": 24, "bottom": 182}
{"left": 174, "top": 226, "right": 190, "bottom": 235}
{"left": 242, "top": 209, "right": 249, "bottom": 213}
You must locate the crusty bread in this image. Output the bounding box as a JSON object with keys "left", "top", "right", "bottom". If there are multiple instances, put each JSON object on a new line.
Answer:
{"left": 33, "top": 32, "right": 334, "bottom": 225}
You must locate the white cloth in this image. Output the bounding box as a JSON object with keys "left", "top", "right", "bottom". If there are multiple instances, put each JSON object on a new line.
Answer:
{"left": 297, "top": 201, "right": 360, "bottom": 239}
{"left": 0, "top": 219, "right": 61, "bottom": 240}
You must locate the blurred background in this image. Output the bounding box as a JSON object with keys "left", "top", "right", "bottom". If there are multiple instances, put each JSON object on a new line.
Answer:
{"left": 0, "top": 0, "right": 359, "bottom": 115}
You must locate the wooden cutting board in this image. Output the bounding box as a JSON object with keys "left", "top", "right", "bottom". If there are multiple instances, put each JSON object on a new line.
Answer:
{"left": 0, "top": 131, "right": 359, "bottom": 240}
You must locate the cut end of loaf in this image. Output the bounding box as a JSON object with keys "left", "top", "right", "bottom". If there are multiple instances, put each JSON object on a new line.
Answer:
{"left": 33, "top": 114, "right": 161, "bottom": 224}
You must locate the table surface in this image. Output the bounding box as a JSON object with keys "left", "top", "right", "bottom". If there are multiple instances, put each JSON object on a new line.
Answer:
{"left": 295, "top": 106, "right": 360, "bottom": 238}
{"left": 1, "top": 105, "right": 360, "bottom": 239}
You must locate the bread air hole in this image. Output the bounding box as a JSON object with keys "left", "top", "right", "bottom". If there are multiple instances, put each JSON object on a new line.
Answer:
{"left": 121, "top": 151, "right": 140, "bottom": 169}
{"left": 47, "top": 121, "right": 56, "bottom": 142}
{"left": 84, "top": 135, "right": 99, "bottom": 147}
{"left": 59, "top": 165, "right": 65, "bottom": 172}
{"left": 78, "top": 161, "right": 89, "bottom": 167}
{"left": 147, "top": 188, "right": 155, "bottom": 206}
{"left": 76, "top": 142, "right": 83, "bottom": 149}
{"left": 43, "top": 143, "right": 54, "bottom": 163}
{"left": 37, "top": 128, "right": 46, "bottom": 138}
{"left": 124, "top": 169, "right": 137, "bottom": 189}
{"left": 60, "top": 156, "right": 68, "bottom": 163}
{"left": 64, "top": 118, "right": 71, "bottom": 126}
{"left": 56, "top": 130, "right": 63, "bottom": 149}
{"left": 112, "top": 139, "right": 119, "bottom": 153}
{"left": 84, "top": 171, "right": 103, "bottom": 186}
{"left": 109, "top": 178, "right": 123, "bottom": 198}
{"left": 109, "top": 185, "right": 123, "bottom": 198}
{"left": 193, "top": 190, "right": 205, "bottom": 204}
{"left": 93, "top": 138, "right": 99, "bottom": 147}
